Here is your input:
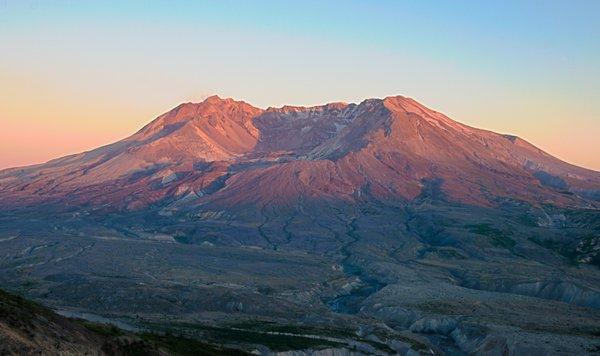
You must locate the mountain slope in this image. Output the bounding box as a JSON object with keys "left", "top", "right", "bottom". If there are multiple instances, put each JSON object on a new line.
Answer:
{"left": 1, "top": 95, "right": 598, "bottom": 211}
{"left": 0, "top": 288, "right": 106, "bottom": 354}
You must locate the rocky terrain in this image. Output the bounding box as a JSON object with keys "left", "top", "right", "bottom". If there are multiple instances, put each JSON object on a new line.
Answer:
{"left": 0, "top": 287, "right": 250, "bottom": 355}
{"left": 0, "top": 95, "right": 599, "bottom": 355}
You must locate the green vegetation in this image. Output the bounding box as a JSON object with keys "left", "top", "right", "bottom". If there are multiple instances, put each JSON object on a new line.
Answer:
{"left": 222, "top": 320, "right": 396, "bottom": 353}
{"left": 80, "top": 321, "right": 124, "bottom": 337}
{"left": 415, "top": 300, "right": 464, "bottom": 315}
{"left": 139, "top": 333, "right": 247, "bottom": 356}
{"left": 529, "top": 234, "right": 599, "bottom": 267}
{"left": 20, "top": 280, "right": 37, "bottom": 290}
{"left": 466, "top": 223, "right": 516, "bottom": 249}
{"left": 575, "top": 235, "right": 600, "bottom": 267}
{"left": 159, "top": 322, "right": 344, "bottom": 352}
{"left": 227, "top": 319, "right": 356, "bottom": 338}
{"left": 514, "top": 213, "right": 538, "bottom": 227}
{"left": 433, "top": 248, "right": 467, "bottom": 260}
{"left": 79, "top": 320, "right": 248, "bottom": 355}
{"left": 173, "top": 235, "right": 192, "bottom": 244}
{"left": 519, "top": 320, "right": 600, "bottom": 338}
{"left": 0, "top": 288, "right": 52, "bottom": 323}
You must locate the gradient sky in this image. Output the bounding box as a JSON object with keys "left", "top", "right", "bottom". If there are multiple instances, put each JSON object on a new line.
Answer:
{"left": 1, "top": 0, "right": 599, "bottom": 170}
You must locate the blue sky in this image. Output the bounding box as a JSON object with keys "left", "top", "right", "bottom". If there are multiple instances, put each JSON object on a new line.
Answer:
{"left": 1, "top": 0, "right": 599, "bottom": 169}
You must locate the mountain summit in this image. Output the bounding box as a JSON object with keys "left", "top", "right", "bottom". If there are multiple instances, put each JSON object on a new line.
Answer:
{"left": 2, "top": 95, "right": 600, "bottom": 355}
{"left": 0, "top": 95, "right": 598, "bottom": 210}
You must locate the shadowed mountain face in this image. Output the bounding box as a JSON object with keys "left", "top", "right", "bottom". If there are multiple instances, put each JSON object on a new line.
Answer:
{"left": 1, "top": 96, "right": 600, "bottom": 355}
{"left": 1, "top": 95, "right": 598, "bottom": 210}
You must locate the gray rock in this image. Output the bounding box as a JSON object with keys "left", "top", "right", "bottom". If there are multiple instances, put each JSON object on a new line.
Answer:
{"left": 409, "top": 316, "right": 458, "bottom": 335}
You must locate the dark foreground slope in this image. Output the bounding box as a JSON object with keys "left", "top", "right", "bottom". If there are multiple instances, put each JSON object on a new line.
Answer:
{"left": 0, "top": 288, "right": 107, "bottom": 354}
{"left": 0, "top": 288, "right": 183, "bottom": 355}
{"left": 0, "top": 288, "right": 254, "bottom": 355}
{"left": 0, "top": 95, "right": 599, "bottom": 355}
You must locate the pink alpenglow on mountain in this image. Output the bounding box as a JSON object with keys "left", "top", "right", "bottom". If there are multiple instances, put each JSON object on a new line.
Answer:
{"left": 1, "top": 95, "right": 598, "bottom": 211}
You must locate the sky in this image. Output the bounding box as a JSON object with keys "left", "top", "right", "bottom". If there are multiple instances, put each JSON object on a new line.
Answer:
{"left": 1, "top": 0, "right": 599, "bottom": 170}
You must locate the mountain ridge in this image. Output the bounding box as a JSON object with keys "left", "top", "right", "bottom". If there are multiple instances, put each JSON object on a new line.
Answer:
{"left": 0, "top": 94, "right": 598, "bottom": 211}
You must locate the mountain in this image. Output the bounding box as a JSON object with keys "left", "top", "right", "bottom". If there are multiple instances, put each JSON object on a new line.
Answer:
{"left": 1, "top": 95, "right": 598, "bottom": 211}
{"left": 1, "top": 95, "right": 600, "bottom": 355}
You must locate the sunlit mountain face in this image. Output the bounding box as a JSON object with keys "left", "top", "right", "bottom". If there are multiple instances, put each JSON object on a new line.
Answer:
{"left": 1, "top": 95, "right": 599, "bottom": 355}
{"left": 2, "top": 95, "right": 598, "bottom": 210}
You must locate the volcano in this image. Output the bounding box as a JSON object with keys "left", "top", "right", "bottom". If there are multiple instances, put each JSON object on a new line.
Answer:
{"left": 1, "top": 95, "right": 598, "bottom": 211}
{"left": 1, "top": 95, "right": 599, "bottom": 355}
